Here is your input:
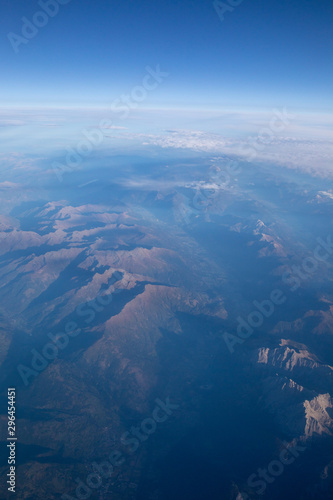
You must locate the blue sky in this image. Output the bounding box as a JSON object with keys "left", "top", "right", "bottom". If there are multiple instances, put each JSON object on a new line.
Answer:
{"left": 1, "top": 0, "right": 333, "bottom": 111}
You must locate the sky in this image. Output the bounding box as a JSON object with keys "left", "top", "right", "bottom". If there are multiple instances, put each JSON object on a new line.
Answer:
{"left": 1, "top": 0, "right": 333, "bottom": 111}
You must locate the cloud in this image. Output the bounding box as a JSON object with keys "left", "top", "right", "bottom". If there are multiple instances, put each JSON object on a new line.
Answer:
{"left": 124, "top": 129, "right": 333, "bottom": 178}
{"left": 0, "top": 181, "right": 20, "bottom": 189}
{"left": 318, "top": 191, "right": 333, "bottom": 200}
{"left": 103, "top": 125, "right": 128, "bottom": 130}
{"left": 0, "top": 120, "right": 25, "bottom": 127}
{"left": 141, "top": 130, "right": 229, "bottom": 152}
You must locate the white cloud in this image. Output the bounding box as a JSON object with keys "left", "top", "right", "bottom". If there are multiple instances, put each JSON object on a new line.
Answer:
{"left": 318, "top": 191, "right": 333, "bottom": 200}
{"left": 120, "top": 129, "right": 333, "bottom": 178}
{"left": 0, "top": 181, "right": 20, "bottom": 189}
